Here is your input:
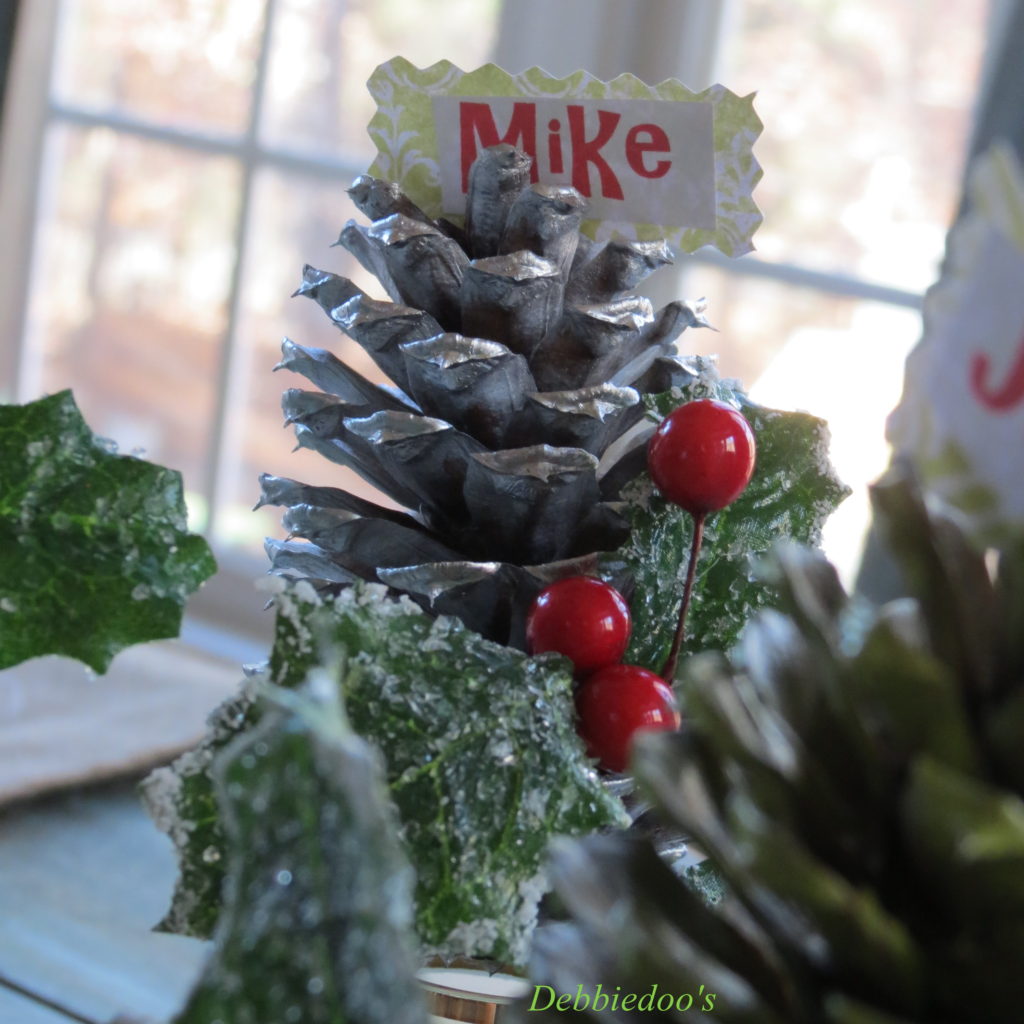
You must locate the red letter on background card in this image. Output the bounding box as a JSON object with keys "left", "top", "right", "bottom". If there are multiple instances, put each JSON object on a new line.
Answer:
{"left": 459, "top": 102, "right": 538, "bottom": 192}
{"left": 971, "top": 334, "right": 1024, "bottom": 411}
{"left": 567, "top": 105, "right": 623, "bottom": 199}
{"left": 625, "top": 123, "right": 672, "bottom": 179}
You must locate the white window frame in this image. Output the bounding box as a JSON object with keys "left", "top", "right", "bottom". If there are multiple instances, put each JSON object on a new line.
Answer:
{"left": 0, "top": 0, "right": 57, "bottom": 403}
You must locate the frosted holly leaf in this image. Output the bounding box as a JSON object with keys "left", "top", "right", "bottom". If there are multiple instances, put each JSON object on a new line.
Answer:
{"left": 174, "top": 671, "right": 428, "bottom": 1024}
{"left": 142, "top": 684, "right": 259, "bottom": 937}
{"left": 146, "top": 580, "right": 628, "bottom": 964}
{"left": 274, "top": 583, "right": 628, "bottom": 965}
{"left": 0, "top": 391, "right": 216, "bottom": 673}
{"left": 605, "top": 378, "right": 850, "bottom": 675}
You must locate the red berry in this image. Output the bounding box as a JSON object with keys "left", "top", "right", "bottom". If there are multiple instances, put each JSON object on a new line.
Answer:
{"left": 575, "top": 664, "right": 681, "bottom": 773}
{"left": 647, "top": 399, "right": 756, "bottom": 514}
{"left": 526, "top": 576, "right": 631, "bottom": 674}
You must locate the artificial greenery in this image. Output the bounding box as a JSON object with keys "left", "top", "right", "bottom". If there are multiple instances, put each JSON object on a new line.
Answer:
{"left": 522, "top": 470, "right": 1024, "bottom": 1022}
{"left": 174, "top": 671, "right": 428, "bottom": 1024}
{"left": 146, "top": 142, "right": 846, "bottom": 979}
{"left": 0, "top": 390, "right": 215, "bottom": 673}
{"left": 147, "top": 366, "right": 845, "bottom": 967}
{"left": 605, "top": 364, "right": 849, "bottom": 672}
{"left": 145, "top": 581, "right": 627, "bottom": 965}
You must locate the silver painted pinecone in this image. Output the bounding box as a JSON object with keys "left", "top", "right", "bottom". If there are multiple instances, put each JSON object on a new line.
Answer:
{"left": 259, "top": 144, "right": 711, "bottom": 649}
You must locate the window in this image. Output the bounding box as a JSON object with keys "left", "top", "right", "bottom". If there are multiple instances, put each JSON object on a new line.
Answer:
{"left": 701, "top": 0, "right": 992, "bottom": 581}
{"left": 1, "top": 0, "right": 501, "bottom": 558}
{"left": 1, "top": 0, "right": 995, "bottom": 614}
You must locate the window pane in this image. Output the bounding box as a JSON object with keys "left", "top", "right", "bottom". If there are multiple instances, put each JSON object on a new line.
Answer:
{"left": 261, "top": 0, "right": 501, "bottom": 158}
{"left": 722, "top": 0, "right": 988, "bottom": 292}
{"left": 679, "top": 264, "right": 870, "bottom": 386}
{"left": 685, "top": 266, "right": 921, "bottom": 583}
{"left": 26, "top": 125, "right": 241, "bottom": 526}
{"left": 54, "top": 0, "right": 267, "bottom": 135}
{"left": 215, "top": 166, "right": 392, "bottom": 549}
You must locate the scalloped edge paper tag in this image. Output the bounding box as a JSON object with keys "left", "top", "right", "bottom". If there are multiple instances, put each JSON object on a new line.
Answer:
{"left": 888, "top": 142, "right": 1024, "bottom": 545}
{"left": 366, "top": 58, "right": 762, "bottom": 257}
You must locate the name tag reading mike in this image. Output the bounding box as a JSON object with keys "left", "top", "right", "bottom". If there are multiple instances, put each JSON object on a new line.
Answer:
{"left": 366, "top": 58, "right": 762, "bottom": 257}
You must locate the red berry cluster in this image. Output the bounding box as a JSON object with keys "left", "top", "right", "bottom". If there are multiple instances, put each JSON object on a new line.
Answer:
{"left": 524, "top": 399, "right": 756, "bottom": 775}
{"left": 526, "top": 575, "right": 679, "bottom": 773}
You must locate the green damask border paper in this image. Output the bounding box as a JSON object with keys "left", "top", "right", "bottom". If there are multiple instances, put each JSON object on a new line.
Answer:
{"left": 366, "top": 57, "right": 763, "bottom": 258}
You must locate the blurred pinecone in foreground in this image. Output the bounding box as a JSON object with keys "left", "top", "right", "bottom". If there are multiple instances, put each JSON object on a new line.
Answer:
{"left": 258, "top": 143, "right": 713, "bottom": 648}
{"left": 524, "top": 469, "right": 1024, "bottom": 1023}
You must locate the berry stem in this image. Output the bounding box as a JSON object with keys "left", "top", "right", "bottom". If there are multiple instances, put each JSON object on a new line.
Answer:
{"left": 661, "top": 511, "right": 706, "bottom": 682}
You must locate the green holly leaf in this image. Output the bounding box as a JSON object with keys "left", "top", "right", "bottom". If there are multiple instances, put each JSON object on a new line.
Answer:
{"left": 145, "top": 581, "right": 628, "bottom": 965}
{"left": 605, "top": 368, "right": 850, "bottom": 675}
{"left": 142, "top": 684, "right": 258, "bottom": 937}
{"left": 174, "top": 672, "right": 428, "bottom": 1024}
{"left": 0, "top": 391, "right": 216, "bottom": 673}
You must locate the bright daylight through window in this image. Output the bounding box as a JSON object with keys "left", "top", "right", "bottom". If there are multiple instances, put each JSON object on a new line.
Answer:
{"left": 1, "top": 0, "right": 991, "bottom": 592}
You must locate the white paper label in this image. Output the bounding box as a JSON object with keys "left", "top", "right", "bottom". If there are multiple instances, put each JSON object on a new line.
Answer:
{"left": 365, "top": 59, "right": 762, "bottom": 256}
{"left": 431, "top": 95, "right": 716, "bottom": 229}
{"left": 888, "top": 143, "right": 1024, "bottom": 542}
